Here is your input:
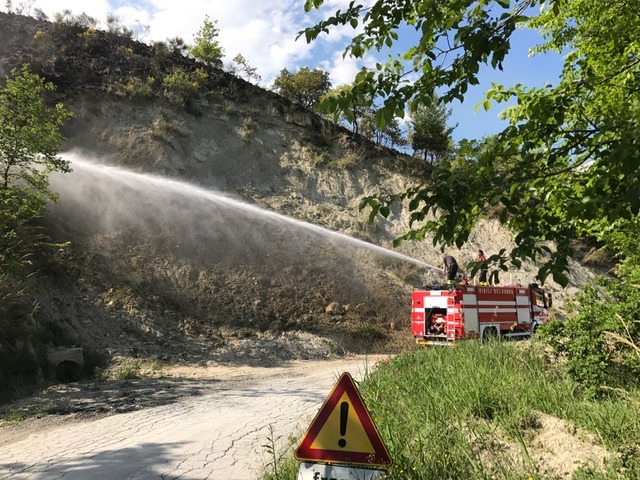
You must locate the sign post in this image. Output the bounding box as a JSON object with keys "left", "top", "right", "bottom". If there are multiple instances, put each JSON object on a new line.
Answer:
{"left": 295, "top": 372, "right": 392, "bottom": 479}
{"left": 297, "top": 461, "right": 385, "bottom": 480}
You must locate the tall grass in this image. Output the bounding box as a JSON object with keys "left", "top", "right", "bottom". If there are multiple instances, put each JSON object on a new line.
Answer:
{"left": 262, "top": 341, "right": 640, "bottom": 479}
{"left": 358, "top": 342, "right": 640, "bottom": 479}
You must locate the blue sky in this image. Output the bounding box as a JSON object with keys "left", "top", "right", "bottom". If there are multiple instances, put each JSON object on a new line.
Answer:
{"left": 446, "top": 27, "right": 563, "bottom": 141}
{"left": 8, "top": 0, "right": 564, "bottom": 142}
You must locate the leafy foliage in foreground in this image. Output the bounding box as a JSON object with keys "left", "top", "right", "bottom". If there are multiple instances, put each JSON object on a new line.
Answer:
{"left": 539, "top": 218, "right": 640, "bottom": 391}
{"left": 303, "top": 0, "right": 640, "bottom": 285}
{"left": 539, "top": 278, "right": 640, "bottom": 391}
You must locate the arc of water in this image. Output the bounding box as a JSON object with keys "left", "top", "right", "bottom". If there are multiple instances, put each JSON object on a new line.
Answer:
{"left": 60, "top": 153, "right": 443, "bottom": 273}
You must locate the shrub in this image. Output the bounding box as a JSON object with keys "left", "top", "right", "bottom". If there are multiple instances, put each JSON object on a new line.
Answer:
{"left": 538, "top": 276, "right": 640, "bottom": 391}
{"left": 113, "top": 359, "right": 142, "bottom": 380}
{"left": 78, "top": 27, "right": 98, "bottom": 50}
{"left": 162, "top": 67, "right": 207, "bottom": 105}
{"left": 151, "top": 113, "right": 190, "bottom": 142}
{"left": 239, "top": 115, "right": 256, "bottom": 138}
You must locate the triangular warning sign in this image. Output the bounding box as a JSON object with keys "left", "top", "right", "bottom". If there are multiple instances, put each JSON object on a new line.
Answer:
{"left": 295, "top": 372, "right": 392, "bottom": 467}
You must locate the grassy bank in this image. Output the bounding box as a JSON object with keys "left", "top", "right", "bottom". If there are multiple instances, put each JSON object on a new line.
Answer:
{"left": 263, "top": 341, "right": 640, "bottom": 479}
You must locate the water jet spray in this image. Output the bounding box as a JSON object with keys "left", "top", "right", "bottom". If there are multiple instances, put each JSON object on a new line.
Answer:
{"left": 52, "top": 152, "right": 443, "bottom": 275}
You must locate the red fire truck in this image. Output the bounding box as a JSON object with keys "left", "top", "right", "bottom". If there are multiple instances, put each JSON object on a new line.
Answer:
{"left": 411, "top": 283, "right": 551, "bottom": 346}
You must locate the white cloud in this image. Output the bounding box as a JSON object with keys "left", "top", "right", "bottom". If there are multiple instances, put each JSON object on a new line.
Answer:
{"left": 322, "top": 47, "right": 388, "bottom": 91}
{"left": 321, "top": 51, "right": 359, "bottom": 87}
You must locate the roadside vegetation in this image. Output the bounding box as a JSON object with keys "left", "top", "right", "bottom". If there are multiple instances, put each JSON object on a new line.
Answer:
{"left": 263, "top": 340, "right": 640, "bottom": 480}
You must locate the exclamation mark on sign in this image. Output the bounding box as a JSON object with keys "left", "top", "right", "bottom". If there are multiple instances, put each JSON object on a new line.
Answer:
{"left": 338, "top": 401, "right": 348, "bottom": 448}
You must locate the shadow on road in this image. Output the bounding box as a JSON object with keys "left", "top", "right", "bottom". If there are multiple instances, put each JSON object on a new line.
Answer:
{"left": 0, "top": 441, "right": 222, "bottom": 480}
{"left": 1, "top": 377, "right": 222, "bottom": 419}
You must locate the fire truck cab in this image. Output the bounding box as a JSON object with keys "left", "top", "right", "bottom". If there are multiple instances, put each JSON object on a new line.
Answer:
{"left": 411, "top": 283, "right": 550, "bottom": 346}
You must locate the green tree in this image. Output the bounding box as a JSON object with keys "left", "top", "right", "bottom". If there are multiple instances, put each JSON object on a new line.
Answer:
{"left": 167, "top": 36, "right": 188, "bottom": 56}
{"left": 188, "top": 16, "right": 224, "bottom": 68}
{"left": 232, "top": 54, "right": 261, "bottom": 84}
{"left": 0, "top": 65, "right": 73, "bottom": 274}
{"left": 379, "top": 117, "right": 407, "bottom": 149}
{"left": 322, "top": 84, "right": 371, "bottom": 134}
{"left": 409, "top": 96, "right": 454, "bottom": 163}
{"left": 303, "top": 0, "right": 640, "bottom": 285}
{"left": 359, "top": 107, "right": 407, "bottom": 148}
{"left": 273, "top": 67, "right": 331, "bottom": 109}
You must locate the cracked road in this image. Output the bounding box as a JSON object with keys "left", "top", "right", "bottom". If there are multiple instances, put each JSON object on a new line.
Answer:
{"left": 0, "top": 357, "right": 380, "bottom": 480}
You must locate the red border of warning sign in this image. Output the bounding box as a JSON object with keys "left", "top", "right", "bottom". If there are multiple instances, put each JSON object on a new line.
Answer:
{"left": 295, "top": 372, "right": 392, "bottom": 467}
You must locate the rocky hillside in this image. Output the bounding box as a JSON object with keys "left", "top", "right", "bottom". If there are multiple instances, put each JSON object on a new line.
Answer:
{"left": 0, "top": 12, "right": 600, "bottom": 372}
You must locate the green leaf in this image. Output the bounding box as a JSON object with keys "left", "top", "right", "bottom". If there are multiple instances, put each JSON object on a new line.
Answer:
{"left": 403, "top": 47, "right": 417, "bottom": 61}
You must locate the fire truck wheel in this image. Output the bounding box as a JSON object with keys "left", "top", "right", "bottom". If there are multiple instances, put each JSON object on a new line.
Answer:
{"left": 481, "top": 327, "right": 499, "bottom": 345}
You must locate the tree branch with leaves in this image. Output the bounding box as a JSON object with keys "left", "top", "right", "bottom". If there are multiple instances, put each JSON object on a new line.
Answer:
{"left": 0, "top": 65, "right": 73, "bottom": 275}
{"left": 303, "top": 0, "right": 640, "bottom": 285}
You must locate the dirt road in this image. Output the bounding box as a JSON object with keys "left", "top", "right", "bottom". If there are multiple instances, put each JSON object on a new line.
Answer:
{"left": 0, "top": 356, "right": 383, "bottom": 480}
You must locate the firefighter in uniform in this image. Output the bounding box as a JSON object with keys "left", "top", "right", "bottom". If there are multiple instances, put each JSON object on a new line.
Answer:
{"left": 442, "top": 254, "right": 458, "bottom": 291}
{"left": 477, "top": 249, "right": 489, "bottom": 285}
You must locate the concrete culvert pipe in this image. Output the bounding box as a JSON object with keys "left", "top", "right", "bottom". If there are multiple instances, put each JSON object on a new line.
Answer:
{"left": 48, "top": 348, "right": 84, "bottom": 383}
{"left": 55, "top": 360, "right": 82, "bottom": 383}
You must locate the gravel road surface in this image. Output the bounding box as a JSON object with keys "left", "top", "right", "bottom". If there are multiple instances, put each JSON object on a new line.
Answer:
{"left": 0, "top": 357, "right": 381, "bottom": 480}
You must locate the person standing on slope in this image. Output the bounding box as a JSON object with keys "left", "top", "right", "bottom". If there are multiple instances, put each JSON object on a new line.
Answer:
{"left": 477, "top": 249, "right": 489, "bottom": 286}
